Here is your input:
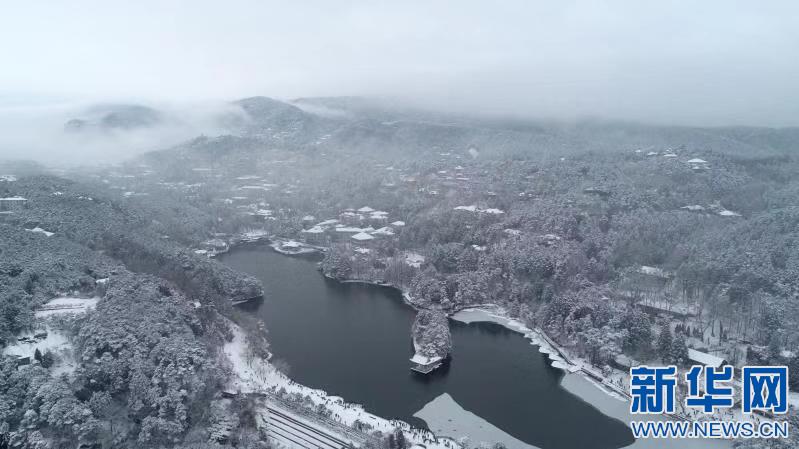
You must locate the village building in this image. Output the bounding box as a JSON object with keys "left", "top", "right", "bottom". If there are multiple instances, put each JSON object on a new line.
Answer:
{"left": 334, "top": 225, "right": 373, "bottom": 241}
{"left": 300, "top": 226, "right": 328, "bottom": 245}
{"left": 687, "top": 348, "right": 728, "bottom": 368}
{"left": 339, "top": 211, "right": 361, "bottom": 226}
{"left": 686, "top": 158, "right": 710, "bottom": 171}
{"left": 611, "top": 354, "right": 641, "bottom": 371}
{"left": 617, "top": 265, "right": 696, "bottom": 313}
{"left": 351, "top": 232, "right": 375, "bottom": 243}
{"left": 369, "top": 210, "right": 389, "bottom": 225}
{"left": 201, "top": 238, "right": 229, "bottom": 255}
{"left": 371, "top": 227, "right": 394, "bottom": 237}
{"left": 0, "top": 196, "right": 28, "bottom": 212}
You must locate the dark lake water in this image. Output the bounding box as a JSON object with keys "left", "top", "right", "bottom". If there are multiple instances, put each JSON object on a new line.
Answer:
{"left": 222, "top": 245, "right": 634, "bottom": 449}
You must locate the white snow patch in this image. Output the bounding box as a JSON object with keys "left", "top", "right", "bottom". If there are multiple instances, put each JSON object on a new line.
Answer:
{"left": 26, "top": 227, "right": 54, "bottom": 237}
{"left": 681, "top": 205, "right": 705, "bottom": 211}
{"left": 351, "top": 232, "right": 375, "bottom": 241}
{"left": 414, "top": 393, "right": 537, "bottom": 449}
{"left": 34, "top": 297, "right": 99, "bottom": 317}
{"left": 3, "top": 328, "right": 78, "bottom": 376}
{"left": 405, "top": 253, "right": 425, "bottom": 268}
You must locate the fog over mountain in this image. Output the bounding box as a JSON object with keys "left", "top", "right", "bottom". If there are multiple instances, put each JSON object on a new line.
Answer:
{"left": 0, "top": 100, "right": 246, "bottom": 164}
{"left": 2, "top": 0, "right": 798, "bottom": 129}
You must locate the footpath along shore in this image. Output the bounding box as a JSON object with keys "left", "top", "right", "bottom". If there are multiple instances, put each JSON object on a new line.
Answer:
{"left": 450, "top": 306, "right": 734, "bottom": 449}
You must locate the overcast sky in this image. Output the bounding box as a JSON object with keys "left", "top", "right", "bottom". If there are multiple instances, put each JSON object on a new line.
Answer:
{"left": 1, "top": 1, "right": 798, "bottom": 126}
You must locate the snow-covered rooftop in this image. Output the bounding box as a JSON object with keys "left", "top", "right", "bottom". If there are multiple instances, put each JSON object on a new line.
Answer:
{"left": 316, "top": 219, "right": 339, "bottom": 227}
{"left": 391, "top": 220, "right": 406, "bottom": 227}
{"left": 357, "top": 206, "right": 375, "bottom": 213}
{"left": 371, "top": 227, "right": 395, "bottom": 236}
{"left": 410, "top": 353, "right": 443, "bottom": 366}
{"left": 26, "top": 227, "right": 54, "bottom": 237}
{"left": 351, "top": 232, "right": 375, "bottom": 241}
{"left": 686, "top": 158, "right": 708, "bottom": 164}
{"left": 336, "top": 226, "right": 371, "bottom": 233}
{"left": 681, "top": 205, "right": 705, "bottom": 211}
{"left": 405, "top": 253, "right": 425, "bottom": 268}
{"left": 688, "top": 349, "right": 726, "bottom": 368}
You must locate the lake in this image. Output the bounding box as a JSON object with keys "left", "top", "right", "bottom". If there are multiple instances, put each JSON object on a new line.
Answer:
{"left": 222, "top": 245, "right": 634, "bottom": 449}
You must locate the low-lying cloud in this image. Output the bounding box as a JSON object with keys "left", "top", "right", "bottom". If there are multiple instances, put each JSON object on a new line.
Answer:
{"left": 1, "top": 1, "right": 798, "bottom": 130}
{"left": 0, "top": 101, "right": 245, "bottom": 166}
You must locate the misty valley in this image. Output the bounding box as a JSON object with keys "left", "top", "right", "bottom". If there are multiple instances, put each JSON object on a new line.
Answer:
{"left": 1, "top": 94, "right": 798, "bottom": 449}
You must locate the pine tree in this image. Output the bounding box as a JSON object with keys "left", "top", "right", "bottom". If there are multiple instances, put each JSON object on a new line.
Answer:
{"left": 671, "top": 333, "right": 689, "bottom": 366}
{"left": 40, "top": 350, "right": 54, "bottom": 368}
{"left": 656, "top": 326, "right": 673, "bottom": 362}
{"left": 34, "top": 347, "right": 42, "bottom": 363}
{"left": 393, "top": 429, "right": 406, "bottom": 449}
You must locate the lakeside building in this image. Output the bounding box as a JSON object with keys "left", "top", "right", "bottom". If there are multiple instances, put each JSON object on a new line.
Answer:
{"left": 410, "top": 353, "right": 443, "bottom": 374}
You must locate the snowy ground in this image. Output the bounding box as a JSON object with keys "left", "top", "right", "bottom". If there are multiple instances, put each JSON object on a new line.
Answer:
{"left": 414, "top": 393, "right": 538, "bottom": 449}
{"left": 6, "top": 296, "right": 102, "bottom": 375}
{"left": 4, "top": 327, "right": 83, "bottom": 377}
{"left": 34, "top": 296, "right": 100, "bottom": 317}
{"left": 223, "top": 322, "right": 459, "bottom": 449}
